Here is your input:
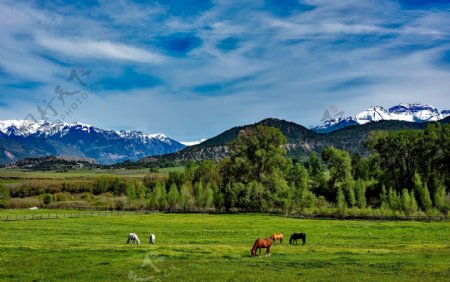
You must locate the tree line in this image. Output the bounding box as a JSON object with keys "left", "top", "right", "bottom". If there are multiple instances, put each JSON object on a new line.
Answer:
{"left": 1, "top": 124, "right": 449, "bottom": 216}
{"left": 143, "top": 124, "right": 449, "bottom": 215}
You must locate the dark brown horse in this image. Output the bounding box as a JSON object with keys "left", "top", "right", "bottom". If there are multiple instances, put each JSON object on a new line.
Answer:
{"left": 289, "top": 233, "right": 306, "bottom": 245}
{"left": 251, "top": 238, "right": 272, "bottom": 257}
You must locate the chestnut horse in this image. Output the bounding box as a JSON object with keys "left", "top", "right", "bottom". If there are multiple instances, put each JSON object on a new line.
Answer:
{"left": 251, "top": 238, "right": 272, "bottom": 257}
{"left": 270, "top": 233, "right": 284, "bottom": 244}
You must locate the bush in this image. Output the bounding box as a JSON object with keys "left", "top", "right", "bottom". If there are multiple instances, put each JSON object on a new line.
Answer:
{"left": 316, "top": 196, "right": 331, "bottom": 209}
{"left": 94, "top": 176, "right": 122, "bottom": 195}
{"left": 54, "top": 192, "right": 75, "bottom": 202}
{"left": 8, "top": 197, "right": 42, "bottom": 209}
{"left": 48, "top": 201, "right": 90, "bottom": 209}
{"left": 128, "top": 199, "right": 146, "bottom": 210}
{"left": 42, "top": 194, "right": 54, "bottom": 205}
{"left": 114, "top": 196, "right": 128, "bottom": 210}
{"left": 81, "top": 192, "right": 93, "bottom": 202}
{"left": 0, "top": 185, "right": 10, "bottom": 208}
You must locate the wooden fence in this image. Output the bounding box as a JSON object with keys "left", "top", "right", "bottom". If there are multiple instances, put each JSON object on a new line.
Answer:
{"left": 0, "top": 209, "right": 149, "bottom": 221}
{"left": 1, "top": 207, "right": 448, "bottom": 222}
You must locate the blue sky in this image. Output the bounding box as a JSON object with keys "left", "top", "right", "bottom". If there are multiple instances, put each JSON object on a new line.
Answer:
{"left": 0, "top": 0, "right": 450, "bottom": 141}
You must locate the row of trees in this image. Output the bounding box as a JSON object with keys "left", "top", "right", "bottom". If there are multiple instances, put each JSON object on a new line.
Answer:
{"left": 1, "top": 123, "right": 449, "bottom": 215}
{"left": 132, "top": 124, "right": 449, "bottom": 214}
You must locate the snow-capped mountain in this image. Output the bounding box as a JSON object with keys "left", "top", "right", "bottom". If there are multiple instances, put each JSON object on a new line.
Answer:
{"left": 0, "top": 120, "right": 185, "bottom": 164}
{"left": 314, "top": 103, "right": 450, "bottom": 133}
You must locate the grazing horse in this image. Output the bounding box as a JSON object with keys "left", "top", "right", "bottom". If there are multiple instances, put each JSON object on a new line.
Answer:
{"left": 127, "top": 233, "right": 140, "bottom": 245}
{"left": 289, "top": 233, "right": 306, "bottom": 245}
{"left": 251, "top": 238, "right": 272, "bottom": 257}
{"left": 149, "top": 234, "right": 155, "bottom": 244}
{"left": 270, "top": 233, "right": 284, "bottom": 244}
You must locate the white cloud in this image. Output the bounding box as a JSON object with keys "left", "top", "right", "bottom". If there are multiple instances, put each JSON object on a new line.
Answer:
{"left": 268, "top": 19, "right": 387, "bottom": 36}
{"left": 36, "top": 35, "right": 166, "bottom": 64}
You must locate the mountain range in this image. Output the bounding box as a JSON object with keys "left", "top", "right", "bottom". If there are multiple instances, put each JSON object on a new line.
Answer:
{"left": 0, "top": 120, "right": 185, "bottom": 165}
{"left": 314, "top": 103, "right": 450, "bottom": 133}
{"left": 139, "top": 115, "right": 450, "bottom": 165}
{"left": 1, "top": 103, "right": 449, "bottom": 166}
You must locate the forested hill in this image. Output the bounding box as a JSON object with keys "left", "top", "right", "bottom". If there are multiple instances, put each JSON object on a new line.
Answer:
{"left": 139, "top": 116, "right": 450, "bottom": 165}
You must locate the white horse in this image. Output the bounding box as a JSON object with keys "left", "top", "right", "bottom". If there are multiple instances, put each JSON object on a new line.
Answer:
{"left": 127, "top": 233, "right": 140, "bottom": 245}
{"left": 149, "top": 234, "right": 155, "bottom": 244}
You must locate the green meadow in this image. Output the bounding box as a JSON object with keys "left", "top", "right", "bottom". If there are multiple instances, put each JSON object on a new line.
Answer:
{"left": 0, "top": 167, "right": 184, "bottom": 181}
{"left": 1, "top": 212, "right": 449, "bottom": 281}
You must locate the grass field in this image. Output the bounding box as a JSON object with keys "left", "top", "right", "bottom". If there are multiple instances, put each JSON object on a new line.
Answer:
{"left": 0, "top": 166, "right": 185, "bottom": 181}
{"left": 1, "top": 212, "right": 449, "bottom": 281}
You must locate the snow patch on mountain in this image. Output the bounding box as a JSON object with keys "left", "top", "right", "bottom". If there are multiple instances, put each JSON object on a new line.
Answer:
{"left": 0, "top": 120, "right": 175, "bottom": 144}
{"left": 314, "top": 103, "right": 450, "bottom": 133}
{"left": 180, "top": 139, "right": 207, "bottom": 146}
{"left": 0, "top": 120, "right": 97, "bottom": 137}
{"left": 116, "top": 130, "right": 172, "bottom": 144}
{"left": 4, "top": 151, "right": 15, "bottom": 160}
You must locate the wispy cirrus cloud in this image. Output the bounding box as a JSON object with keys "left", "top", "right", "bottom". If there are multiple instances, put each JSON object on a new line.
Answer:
{"left": 36, "top": 35, "right": 166, "bottom": 63}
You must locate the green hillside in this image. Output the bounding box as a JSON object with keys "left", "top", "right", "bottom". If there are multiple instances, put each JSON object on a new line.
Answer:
{"left": 139, "top": 116, "right": 450, "bottom": 165}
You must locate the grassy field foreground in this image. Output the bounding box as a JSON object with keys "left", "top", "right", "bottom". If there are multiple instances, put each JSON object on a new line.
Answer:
{"left": 0, "top": 213, "right": 449, "bottom": 281}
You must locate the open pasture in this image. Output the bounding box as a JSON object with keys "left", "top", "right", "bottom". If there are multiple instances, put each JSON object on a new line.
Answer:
{"left": 0, "top": 213, "right": 449, "bottom": 281}
{"left": 0, "top": 167, "right": 184, "bottom": 182}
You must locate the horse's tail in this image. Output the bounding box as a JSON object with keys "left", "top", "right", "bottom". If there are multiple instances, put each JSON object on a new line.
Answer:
{"left": 302, "top": 233, "right": 306, "bottom": 245}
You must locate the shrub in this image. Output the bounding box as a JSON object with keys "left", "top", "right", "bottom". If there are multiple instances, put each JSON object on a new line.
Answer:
{"left": 94, "top": 176, "right": 122, "bottom": 195}
{"left": 114, "top": 196, "right": 128, "bottom": 210}
{"left": 0, "top": 185, "right": 10, "bottom": 208}
{"left": 42, "top": 194, "right": 54, "bottom": 205}
{"left": 8, "top": 197, "right": 42, "bottom": 209}
{"left": 81, "top": 192, "right": 94, "bottom": 202}
{"left": 49, "top": 201, "right": 89, "bottom": 209}
{"left": 316, "top": 196, "right": 331, "bottom": 209}
{"left": 54, "top": 192, "right": 74, "bottom": 202}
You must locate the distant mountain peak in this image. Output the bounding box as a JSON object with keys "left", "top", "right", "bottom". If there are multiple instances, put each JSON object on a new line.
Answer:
{"left": 0, "top": 119, "right": 94, "bottom": 137}
{"left": 115, "top": 130, "right": 170, "bottom": 144}
{"left": 0, "top": 119, "right": 185, "bottom": 164}
{"left": 314, "top": 103, "right": 450, "bottom": 133}
{"left": 0, "top": 119, "right": 167, "bottom": 141}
